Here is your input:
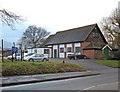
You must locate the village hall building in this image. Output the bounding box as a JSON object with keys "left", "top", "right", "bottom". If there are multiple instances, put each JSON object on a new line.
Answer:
{"left": 42, "top": 23, "right": 110, "bottom": 59}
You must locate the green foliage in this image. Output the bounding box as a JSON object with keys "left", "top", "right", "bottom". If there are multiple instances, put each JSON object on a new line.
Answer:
{"left": 108, "top": 50, "right": 120, "bottom": 60}
{"left": 2, "top": 60, "right": 86, "bottom": 77}
{"left": 112, "top": 50, "right": 120, "bottom": 59}
{"left": 97, "top": 60, "right": 120, "bottom": 68}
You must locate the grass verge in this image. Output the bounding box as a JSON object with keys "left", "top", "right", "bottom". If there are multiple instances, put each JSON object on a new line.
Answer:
{"left": 97, "top": 60, "right": 120, "bottom": 68}
{"left": 2, "top": 59, "right": 86, "bottom": 77}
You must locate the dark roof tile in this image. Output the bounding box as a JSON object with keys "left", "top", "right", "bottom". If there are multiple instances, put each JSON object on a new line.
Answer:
{"left": 44, "top": 23, "right": 98, "bottom": 45}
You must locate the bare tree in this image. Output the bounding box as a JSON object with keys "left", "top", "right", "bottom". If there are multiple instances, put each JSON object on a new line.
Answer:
{"left": 21, "top": 25, "right": 50, "bottom": 48}
{"left": 100, "top": 8, "right": 120, "bottom": 48}
{"left": 0, "top": 9, "right": 24, "bottom": 29}
{"left": 18, "top": 37, "right": 27, "bottom": 50}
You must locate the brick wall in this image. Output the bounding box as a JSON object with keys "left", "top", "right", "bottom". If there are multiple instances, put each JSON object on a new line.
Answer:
{"left": 94, "top": 50, "right": 104, "bottom": 59}
{"left": 83, "top": 49, "right": 104, "bottom": 59}
{"left": 83, "top": 50, "right": 95, "bottom": 59}
{"left": 81, "top": 41, "right": 90, "bottom": 54}
{"left": 81, "top": 41, "right": 90, "bottom": 48}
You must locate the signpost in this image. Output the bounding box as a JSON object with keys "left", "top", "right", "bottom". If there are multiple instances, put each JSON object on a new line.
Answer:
{"left": 12, "top": 46, "right": 18, "bottom": 54}
{"left": 11, "top": 46, "right": 18, "bottom": 62}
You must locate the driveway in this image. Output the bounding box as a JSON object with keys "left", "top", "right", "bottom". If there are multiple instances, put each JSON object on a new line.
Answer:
{"left": 49, "top": 58, "right": 113, "bottom": 72}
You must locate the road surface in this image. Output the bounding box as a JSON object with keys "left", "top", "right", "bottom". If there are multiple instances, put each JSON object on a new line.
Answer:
{"left": 2, "top": 59, "right": 119, "bottom": 91}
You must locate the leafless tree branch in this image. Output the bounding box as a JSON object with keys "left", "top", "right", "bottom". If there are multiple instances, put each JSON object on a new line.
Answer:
{"left": 100, "top": 8, "right": 120, "bottom": 48}
{"left": 0, "top": 9, "right": 24, "bottom": 30}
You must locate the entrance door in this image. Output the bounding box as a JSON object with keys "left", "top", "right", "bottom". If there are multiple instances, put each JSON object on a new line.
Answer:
{"left": 104, "top": 47, "right": 109, "bottom": 59}
{"left": 54, "top": 49, "right": 57, "bottom": 58}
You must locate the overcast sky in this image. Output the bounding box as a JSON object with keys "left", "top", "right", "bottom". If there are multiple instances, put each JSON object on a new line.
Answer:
{"left": 0, "top": 0, "right": 119, "bottom": 45}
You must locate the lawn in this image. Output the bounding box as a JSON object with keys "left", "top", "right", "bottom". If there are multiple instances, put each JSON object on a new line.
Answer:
{"left": 2, "top": 59, "right": 86, "bottom": 77}
{"left": 97, "top": 60, "right": 120, "bottom": 68}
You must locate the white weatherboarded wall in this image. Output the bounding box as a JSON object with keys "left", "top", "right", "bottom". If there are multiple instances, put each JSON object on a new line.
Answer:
{"left": 46, "top": 42, "right": 81, "bottom": 58}
{"left": 59, "top": 44, "right": 64, "bottom": 58}
{"left": 74, "top": 43, "right": 81, "bottom": 52}
{"left": 74, "top": 43, "right": 81, "bottom": 47}
{"left": 53, "top": 45, "right": 58, "bottom": 58}
{"left": 27, "top": 48, "right": 51, "bottom": 58}
{"left": 66, "top": 43, "right": 72, "bottom": 57}
{"left": 47, "top": 46, "right": 52, "bottom": 58}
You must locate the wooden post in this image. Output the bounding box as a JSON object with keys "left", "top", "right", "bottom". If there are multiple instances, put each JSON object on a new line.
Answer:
{"left": 21, "top": 50, "right": 23, "bottom": 61}
{"left": 1, "top": 39, "right": 4, "bottom": 62}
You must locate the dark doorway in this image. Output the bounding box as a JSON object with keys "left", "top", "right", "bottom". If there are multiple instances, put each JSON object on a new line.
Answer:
{"left": 54, "top": 49, "right": 57, "bottom": 58}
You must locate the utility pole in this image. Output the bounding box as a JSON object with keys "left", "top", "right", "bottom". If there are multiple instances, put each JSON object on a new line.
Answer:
{"left": 21, "top": 49, "right": 23, "bottom": 61}
{"left": 13, "top": 42, "right": 16, "bottom": 61}
{"left": 11, "top": 48, "right": 13, "bottom": 62}
{"left": 1, "top": 39, "right": 4, "bottom": 62}
{"left": 11, "top": 42, "right": 15, "bottom": 62}
{"left": 18, "top": 43, "right": 23, "bottom": 61}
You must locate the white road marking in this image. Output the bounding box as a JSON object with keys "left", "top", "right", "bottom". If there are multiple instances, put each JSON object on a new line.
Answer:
{"left": 83, "top": 82, "right": 119, "bottom": 90}
{"left": 97, "top": 82, "right": 118, "bottom": 86}
{"left": 2, "top": 75, "right": 101, "bottom": 90}
{"left": 83, "top": 86, "right": 95, "bottom": 90}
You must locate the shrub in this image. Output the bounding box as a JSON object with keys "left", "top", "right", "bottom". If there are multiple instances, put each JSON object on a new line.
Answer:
{"left": 108, "top": 50, "right": 120, "bottom": 60}
{"left": 2, "top": 60, "right": 86, "bottom": 77}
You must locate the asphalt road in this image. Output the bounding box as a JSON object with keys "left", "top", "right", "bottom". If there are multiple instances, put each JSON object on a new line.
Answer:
{"left": 2, "top": 59, "right": 119, "bottom": 91}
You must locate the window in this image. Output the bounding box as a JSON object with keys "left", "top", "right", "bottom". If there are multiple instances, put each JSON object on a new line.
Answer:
{"left": 60, "top": 48, "right": 64, "bottom": 53}
{"left": 44, "top": 49, "right": 49, "bottom": 54}
{"left": 67, "top": 47, "right": 72, "bottom": 52}
{"left": 25, "top": 53, "right": 34, "bottom": 57}
{"left": 34, "top": 54, "right": 40, "bottom": 57}
{"left": 75, "top": 47, "right": 81, "bottom": 52}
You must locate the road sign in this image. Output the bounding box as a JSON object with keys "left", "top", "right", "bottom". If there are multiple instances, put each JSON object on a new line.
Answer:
{"left": 12, "top": 46, "right": 18, "bottom": 53}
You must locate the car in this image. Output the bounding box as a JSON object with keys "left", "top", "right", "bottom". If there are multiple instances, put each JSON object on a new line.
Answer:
{"left": 68, "top": 52, "right": 88, "bottom": 59}
{"left": 68, "top": 53, "right": 76, "bottom": 59}
{"left": 7, "top": 53, "right": 29, "bottom": 60}
{"left": 7, "top": 53, "right": 20, "bottom": 60}
{"left": 23, "top": 53, "right": 49, "bottom": 62}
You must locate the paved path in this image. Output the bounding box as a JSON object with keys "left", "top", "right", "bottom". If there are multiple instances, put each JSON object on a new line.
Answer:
{"left": 2, "top": 71, "right": 99, "bottom": 86}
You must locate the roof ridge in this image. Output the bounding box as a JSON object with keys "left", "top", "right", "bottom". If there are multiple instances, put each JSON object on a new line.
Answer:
{"left": 56, "top": 23, "right": 97, "bottom": 34}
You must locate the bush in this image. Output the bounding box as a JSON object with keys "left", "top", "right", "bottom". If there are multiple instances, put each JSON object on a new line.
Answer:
{"left": 2, "top": 60, "right": 86, "bottom": 77}
{"left": 108, "top": 50, "right": 120, "bottom": 60}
